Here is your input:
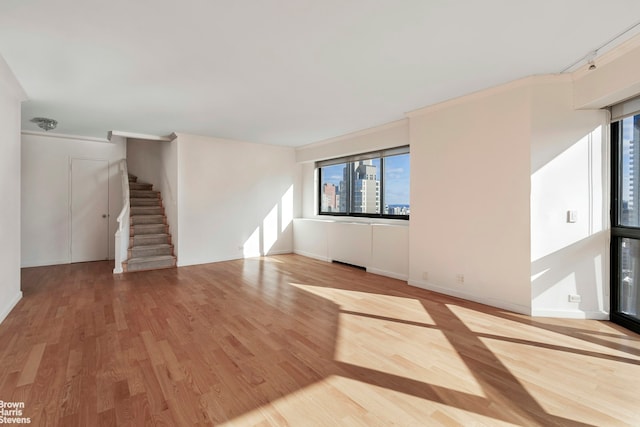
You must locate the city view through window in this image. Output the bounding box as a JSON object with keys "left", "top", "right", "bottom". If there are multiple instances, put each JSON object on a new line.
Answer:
{"left": 319, "top": 152, "right": 409, "bottom": 218}
{"left": 619, "top": 115, "right": 640, "bottom": 318}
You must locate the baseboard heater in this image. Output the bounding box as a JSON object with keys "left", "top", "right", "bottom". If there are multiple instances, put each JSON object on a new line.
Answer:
{"left": 331, "top": 260, "right": 366, "bottom": 271}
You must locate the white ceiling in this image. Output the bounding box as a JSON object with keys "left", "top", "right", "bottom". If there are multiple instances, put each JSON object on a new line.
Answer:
{"left": 2, "top": 1, "right": 640, "bottom": 146}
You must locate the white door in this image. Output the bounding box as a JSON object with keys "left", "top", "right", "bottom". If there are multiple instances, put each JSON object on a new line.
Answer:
{"left": 71, "top": 158, "right": 109, "bottom": 262}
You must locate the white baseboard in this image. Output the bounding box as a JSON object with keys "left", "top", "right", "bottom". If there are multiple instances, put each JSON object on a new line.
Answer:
{"left": 408, "top": 279, "right": 531, "bottom": 315}
{"left": 21, "top": 258, "right": 70, "bottom": 268}
{"left": 531, "top": 309, "right": 609, "bottom": 320}
{"left": 0, "top": 291, "right": 22, "bottom": 325}
{"left": 293, "top": 249, "right": 331, "bottom": 263}
{"left": 367, "top": 267, "right": 408, "bottom": 281}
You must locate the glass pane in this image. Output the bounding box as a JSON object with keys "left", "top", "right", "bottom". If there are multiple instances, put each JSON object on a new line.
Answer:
{"left": 620, "top": 115, "right": 640, "bottom": 226}
{"left": 350, "top": 158, "right": 380, "bottom": 214}
{"left": 320, "top": 164, "right": 346, "bottom": 213}
{"left": 620, "top": 238, "right": 640, "bottom": 319}
{"left": 383, "top": 153, "right": 410, "bottom": 216}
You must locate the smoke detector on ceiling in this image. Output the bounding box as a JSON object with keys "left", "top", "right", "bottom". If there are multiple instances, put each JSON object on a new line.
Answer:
{"left": 30, "top": 117, "right": 58, "bottom": 131}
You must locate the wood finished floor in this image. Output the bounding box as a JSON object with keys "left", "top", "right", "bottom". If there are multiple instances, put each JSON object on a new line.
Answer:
{"left": 2, "top": 255, "right": 640, "bottom": 426}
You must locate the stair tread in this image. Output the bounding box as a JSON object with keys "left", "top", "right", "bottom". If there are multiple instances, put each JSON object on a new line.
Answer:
{"left": 130, "top": 215, "right": 166, "bottom": 225}
{"left": 133, "top": 223, "right": 166, "bottom": 228}
{"left": 130, "top": 191, "right": 159, "bottom": 197}
{"left": 131, "top": 208, "right": 163, "bottom": 212}
{"left": 126, "top": 255, "right": 176, "bottom": 263}
{"left": 130, "top": 243, "right": 173, "bottom": 249}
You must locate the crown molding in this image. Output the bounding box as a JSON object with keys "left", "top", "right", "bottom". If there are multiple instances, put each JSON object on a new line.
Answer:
{"left": 21, "top": 130, "right": 111, "bottom": 143}
{"left": 297, "top": 119, "right": 408, "bottom": 152}
{"left": 108, "top": 130, "right": 175, "bottom": 142}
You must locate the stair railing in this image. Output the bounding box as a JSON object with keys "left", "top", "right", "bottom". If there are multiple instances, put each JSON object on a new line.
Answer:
{"left": 113, "top": 159, "right": 130, "bottom": 273}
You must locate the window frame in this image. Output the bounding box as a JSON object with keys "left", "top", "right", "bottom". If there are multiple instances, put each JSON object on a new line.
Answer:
{"left": 611, "top": 117, "right": 640, "bottom": 334}
{"left": 317, "top": 146, "right": 409, "bottom": 220}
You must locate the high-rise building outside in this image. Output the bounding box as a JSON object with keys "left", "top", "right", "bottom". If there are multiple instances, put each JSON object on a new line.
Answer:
{"left": 322, "top": 183, "right": 338, "bottom": 212}
{"left": 350, "top": 160, "right": 380, "bottom": 214}
{"left": 385, "top": 205, "right": 409, "bottom": 215}
{"left": 628, "top": 116, "right": 640, "bottom": 225}
{"left": 621, "top": 115, "right": 640, "bottom": 316}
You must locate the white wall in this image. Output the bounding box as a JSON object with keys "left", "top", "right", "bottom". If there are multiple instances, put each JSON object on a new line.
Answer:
{"left": 530, "top": 77, "right": 608, "bottom": 318}
{"left": 21, "top": 133, "right": 126, "bottom": 267}
{"left": 127, "top": 138, "right": 164, "bottom": 193}
{"left": 0, "top": 55, "right": 26, "bottom": 324}
{"left": 175, "top": 133, "right": 297, "bottom": 266}
{"left": 161, "top": 139, "right": 179, "bottom": 254}
{"left": 300, "top": 162, "right": 317, "bottom": 219}
{"left": 407, "top": 81, "right": 533, "bottom": 315}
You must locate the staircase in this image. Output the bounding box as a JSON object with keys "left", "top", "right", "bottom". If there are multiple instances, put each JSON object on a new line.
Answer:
{"left": 122, "top": 174, "right": 176, "bottom": 272}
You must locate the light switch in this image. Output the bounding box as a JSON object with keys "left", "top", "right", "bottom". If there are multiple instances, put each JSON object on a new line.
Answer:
{"left": 567, "top": 210, "right": 578, "bottom": 223}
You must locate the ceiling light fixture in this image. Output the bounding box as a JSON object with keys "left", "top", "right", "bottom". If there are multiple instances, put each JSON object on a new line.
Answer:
{"left": 30, "top": 117, "right": 58, "bottom": 131}
{"left": 586, "top": 50, "right": 597, "bottom": 71}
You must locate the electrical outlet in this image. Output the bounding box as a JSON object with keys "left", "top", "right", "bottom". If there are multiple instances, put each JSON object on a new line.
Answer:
{"left": 456, "top": 274, "right": 464, "bottom": 284}
{"left": 568, "top": 294, "right": 581, "bottom": 303}
{"left": 422, "top": 272, "right": 429, "bottom": 281}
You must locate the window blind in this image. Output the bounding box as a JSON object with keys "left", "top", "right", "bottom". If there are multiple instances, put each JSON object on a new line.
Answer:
{"left": 315, "top": 145, "right": 409, "bottom": 168}
{"left": 611, "top": 94, "right": 640, "bottom": 122}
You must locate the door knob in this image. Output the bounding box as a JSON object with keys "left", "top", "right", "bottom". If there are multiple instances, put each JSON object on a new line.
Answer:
{"left": 102, "top": 214, "right": 108, "bottom": 218}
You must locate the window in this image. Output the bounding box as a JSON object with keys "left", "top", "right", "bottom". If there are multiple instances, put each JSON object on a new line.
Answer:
{"left": 319, "top": 163, "right": 346, "bottom": 213}
{"left": 612, "top": 112, "right": 640, "bottom": 334}
{"left": 610, "top": 94, "right": 640, "bottom": 334}
{"left": 317, "top": 146, "right": 409, "bottom": 219}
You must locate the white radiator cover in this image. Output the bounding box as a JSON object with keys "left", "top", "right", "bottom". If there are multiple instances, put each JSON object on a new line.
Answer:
{"left": 293, "top": 218, "right": 409, "bottom": 280}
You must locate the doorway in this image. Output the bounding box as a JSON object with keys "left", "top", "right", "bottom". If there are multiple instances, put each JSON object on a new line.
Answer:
{"left": 70, "top": 158, "right": 109, "bottom": 262}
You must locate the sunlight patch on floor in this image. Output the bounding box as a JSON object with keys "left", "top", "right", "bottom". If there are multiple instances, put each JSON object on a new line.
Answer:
{"left": 220, "top": 375, "right": 516, "bottom": 427}
{"left": 444, "top": 304, "right": 522, "bottom": 335}
{"left": 447, "top": 303, "right": 640, "bottom": 360}
{"left": 334, "top": 310, "right": 486, "bottom": 398}
{"left": 478, "top": 334, "right": 640, "bottom": 425}
{"left": 289, "top": 282, "right": 435, "bottom": 324}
